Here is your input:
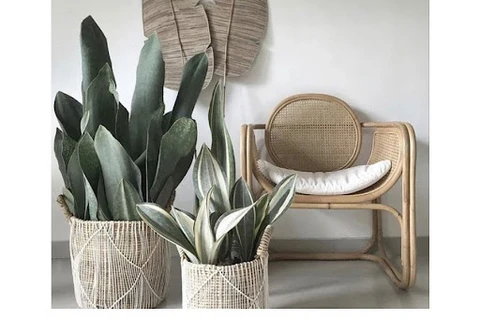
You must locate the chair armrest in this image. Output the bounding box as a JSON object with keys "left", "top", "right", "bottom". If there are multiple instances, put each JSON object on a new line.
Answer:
{"left": 360, "top": 122, "right": 413, "bottom": 193}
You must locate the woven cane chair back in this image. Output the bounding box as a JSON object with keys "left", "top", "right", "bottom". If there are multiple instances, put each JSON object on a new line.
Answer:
{"left": 265, "top": 94, "right": 361, "bottom": 172}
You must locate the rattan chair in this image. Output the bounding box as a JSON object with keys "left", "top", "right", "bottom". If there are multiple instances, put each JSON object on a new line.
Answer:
{"left": 240, "top": 93, "right": 416, "bottom": 289}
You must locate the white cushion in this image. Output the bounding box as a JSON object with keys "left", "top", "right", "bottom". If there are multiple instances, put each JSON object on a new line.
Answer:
{"left": 257, "top": 159, "right": 391, "bottom": 195}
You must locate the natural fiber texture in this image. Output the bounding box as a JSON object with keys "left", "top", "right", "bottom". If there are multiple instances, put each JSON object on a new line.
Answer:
{"left": 266, "top": 94, "right": 361, "bottom": 172}
{"left": 57, "top": 195, "right": 170, "bottom": 309}
{"left": 142, "top": 0, "right": 214, "bottom": 90}
{"left": 180, "top": 225, "right": 273, "bottom": 309}
{"left": 203, "top": 0, "right": 268, "bottom": 77}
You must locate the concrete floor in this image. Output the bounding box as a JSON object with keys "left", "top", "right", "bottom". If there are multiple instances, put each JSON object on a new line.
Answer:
{"left": 52, "top": 255, "right": 428, "bottom": 308}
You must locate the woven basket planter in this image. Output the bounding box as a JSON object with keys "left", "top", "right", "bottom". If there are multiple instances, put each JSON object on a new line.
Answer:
{"left": 180, "top": 225, "right": 273, "bottom": 309}
{"left": 57, "top": 195, "right": 171, "bottom": 309}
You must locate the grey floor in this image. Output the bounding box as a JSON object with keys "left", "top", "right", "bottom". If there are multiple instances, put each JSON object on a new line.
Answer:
{"left": 52, "top": 255, "right": 429, "bottom": 308}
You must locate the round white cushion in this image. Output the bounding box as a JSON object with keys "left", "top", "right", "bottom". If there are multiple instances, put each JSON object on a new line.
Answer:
{"left": 257, "top": 159, "right": 391, "bottom": 195}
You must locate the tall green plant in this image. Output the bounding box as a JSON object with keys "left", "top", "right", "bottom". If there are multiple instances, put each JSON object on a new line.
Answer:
{"left": 54, "top": 15, "right": 208, "bottom": 221}
{"left": 137, "top": 80, "right": 297, "bottom": 265}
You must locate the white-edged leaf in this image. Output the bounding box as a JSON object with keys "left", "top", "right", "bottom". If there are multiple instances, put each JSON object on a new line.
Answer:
{"left": 214, "top": 204, "right": 255, "bottom": 241}
{"left": 208, "top": 80, "right": 235, "bottom": 190}
{"left": 136, "top": 202, "right": 198, "bottom": 260}
{"left": 194, "top": 188, "right": 215, "bottom": 264}
{"left": 231, "top": 178, "right": 255, "bottom": 261}
{"left": 171, "top": 207, "right": 195, "bottom": 247}
{"left": 253, "top": 193, "right": 269, "bottom": 234}
{"left": 193, "top": 144, "right": 231, "bottom": 212}
{"left": 268, "top": 174, "right": 297, "bottom": 225}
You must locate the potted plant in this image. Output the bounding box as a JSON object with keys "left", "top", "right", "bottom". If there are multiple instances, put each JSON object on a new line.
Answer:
{"left": 53, "top": 15, "right": 208, "bottom": 309}
{"left": 136, "top": 80, "right": 297, "bottom": 309}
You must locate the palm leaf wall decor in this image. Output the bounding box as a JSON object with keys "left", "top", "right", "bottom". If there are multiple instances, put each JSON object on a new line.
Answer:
{"left": 143, "top": 0, "right": 214, "bottom": 90}
{"left": 201, "top": 0, "right": 268, "bottom": 77}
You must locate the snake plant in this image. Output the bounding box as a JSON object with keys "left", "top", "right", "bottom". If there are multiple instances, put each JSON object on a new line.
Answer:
{"left": 53, "top": 15, "right": 208, "bottom": 221}
{"left": 136, "top": 80, "right": 297, "bottom": 265}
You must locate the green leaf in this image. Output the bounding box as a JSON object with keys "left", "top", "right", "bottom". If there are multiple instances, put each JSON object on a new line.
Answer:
{"left": 62, "top": 187, "right": 75, "bottom": 215}
{"left": 94, "top": 126, "right": 142, "bottom": 214}
{"left": 129, "top": 33, "right": 165, "bottom": 159}
{"left": 80, "top": 15, "right": 114, "bottom": 96}
{"left": 170, "top": 207, "right": 195, "bottom": 247}
{"left": 171, "top": 150, "right": 195, "bottom": 190}
{"left": 54, "top": 129, "right": 76, "bottom": 189}
{"left": 112, "top": 179, "right": 143, "bottom": 221}
{"left": 169, "top": 52, "right": 208, "bottom": 126}
{"left": 54, "top": 92, "right": 83, "bottom": 141}
{"left": 77, "top": 133, "right": 101, "bottom": 191}
{"left": 231, "top": 178, "right": 255, "bottom": 261}
{"left": 115, "top": 102, "right": 130, "bottom": 154}
{"left": 137, "top": 202, "right": 198, "bottom": 263}
{"left": 209, "top": 81, "right": 235, "bottom": 190}
{"left": 155, "top": 176, "right": 174, "bottom": 208}
{"left": 84, "top": 175, "right": 98, "bottom": 221}
{"left": 150, "top": 118, "right": 197, "bottom": 201}
{"left": 194, "top": 189, "right": 215, "bottom": 264}
{"left": 161, "top": 111, "right": 172, "bottom": 132}
{"left": 96, "top": 174, "right": 112, "bottom": 220}
{"left": 267, "top": 174, "right": 297, "bottom": 225}
{"left": 146, "top": 108, "right": 165, "bottom": 196}
{"left": 193, "top": 144, "right": 231, "bottom": 213}
{"left": 67, "top": 144, "right": 86, "bottom": 219}
{"left": 82, "top": 64, "right": 118, "bottom": 136}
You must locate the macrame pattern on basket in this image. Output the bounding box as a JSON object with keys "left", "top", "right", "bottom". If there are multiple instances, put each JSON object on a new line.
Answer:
{"left": 180, "top": 225, "right": 273, "bottom": 309}
{"left": 58, "top": 196, "right": 170, "bottom": 309}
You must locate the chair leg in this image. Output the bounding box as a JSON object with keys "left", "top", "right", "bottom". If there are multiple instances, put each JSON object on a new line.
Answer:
{"left": 269, "top": 199, "right": 415, "bottom": 290}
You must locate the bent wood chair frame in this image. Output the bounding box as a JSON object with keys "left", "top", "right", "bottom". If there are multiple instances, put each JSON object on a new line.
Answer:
{"left": 240, "top": 94, "right": 416, "bottom": 289}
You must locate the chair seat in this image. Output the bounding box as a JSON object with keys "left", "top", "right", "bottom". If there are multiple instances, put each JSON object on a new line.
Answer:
{"left": 257, "top": 159, "right": 391, "bottom": 196}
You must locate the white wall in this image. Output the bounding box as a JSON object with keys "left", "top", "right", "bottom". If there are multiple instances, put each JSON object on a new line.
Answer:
{"left": 52, "top": 0, "right": 428, "bottom": 241}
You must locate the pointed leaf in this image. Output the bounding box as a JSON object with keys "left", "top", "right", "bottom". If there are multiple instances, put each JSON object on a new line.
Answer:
{"left": 146, "top": 108, "right": 165, "bottom": 196}
{"left": 155, "top": 176, "right": 174, "bottom": 209}
{"left": 82, "top": 64, "right": 118, "bottom": 136}
{"left": 84, "top": 175, "right": 98, "bottom": 221}
{"left": 94, "top": 126, "right": 142, "bottom": 213}
{"left": 193, "top": 144, "right": 230, "bottom": 212}
{"left": 267, "top": 174, "right": 297, "bottom": 225}
{"left": 62, "top": 187, "right": 75, "bottom": 215}
{"left": 54, "top": 92, "right": 83, "bottom": 141}
{"left": 96, "top": 174, "right": 112, "bottom": 220}
{"left": 54, "top": 129, "right": 76, "bottom": 189}
{"left": 137, "top": 202, "right": 198, "bottom": 260}
{"left": 209, "top": 81, "right": 235, "bottom": 190}
{"left": 254, "top": 193, "right": 269, "bottom": 232}
{"left": 150, "top": 118, "right": 197, "bottom": 201}
{"left": 169, "top": 52, "right": 209, "bottom": 126}
{"left": 77, "top": 133, "right": 101, "bottom": 191}
{"left": 194, "top": 189, "right": 215, "bottom": 264}
{"left": 67, "top": 144, "right": 86, "bottom": 219}
{"left": 81, "top": 15, "right": 114, "bottom": 95}
{"left": 214, "top": 204, "right": 255, "bottom": 241}
{"left": 171, "top": 207, "right": 195, "bottom": 247}
{"left": 231, "top": 178, "right": 255, "bottom": 261}
{"left": 115, "top": 102, "right": 130, "bottom": 154}
{"left": 112, "top": 179, "right": 143, "bottom": 221}
{"left": 129, "top": 33, "right": 165, "bottom": 159}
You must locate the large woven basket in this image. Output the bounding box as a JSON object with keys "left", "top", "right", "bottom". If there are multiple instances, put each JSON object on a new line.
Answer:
{"left": 180, "top": 225, "right": 273, "bottom": 309}
{"left": 57, "top": 195, "right": 171, "bottom": 309}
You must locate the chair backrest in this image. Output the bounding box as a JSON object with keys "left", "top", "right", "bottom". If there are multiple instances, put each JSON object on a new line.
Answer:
{"left": 265, "top": 93, "right": 361, "bottom": 172}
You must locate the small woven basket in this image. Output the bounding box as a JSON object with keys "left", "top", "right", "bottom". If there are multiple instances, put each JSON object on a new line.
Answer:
{"left": 57, "top": 195, "right": 171, "bottom": 309}
{"left": 180, "top": 225, "right": 273, "bottom": 309}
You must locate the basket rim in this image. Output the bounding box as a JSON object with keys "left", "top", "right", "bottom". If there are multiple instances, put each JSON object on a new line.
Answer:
{"left": 180, "top": 253, "right": 268, "bottom": 271}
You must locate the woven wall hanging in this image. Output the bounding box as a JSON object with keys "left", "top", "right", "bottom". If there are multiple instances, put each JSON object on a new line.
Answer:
{"left": 202, "top": 0, "right": 268, "bottom": 77}
{"left": 143, "top": 0, "right": 214, "bottom": 90}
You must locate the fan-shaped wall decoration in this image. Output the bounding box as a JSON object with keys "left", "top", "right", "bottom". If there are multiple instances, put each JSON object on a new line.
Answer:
{"left": 143, "top": 0, "right": 214, "bottom": 90}
{"left": 201, "top": 0, "right": 268, "bottom": 77}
